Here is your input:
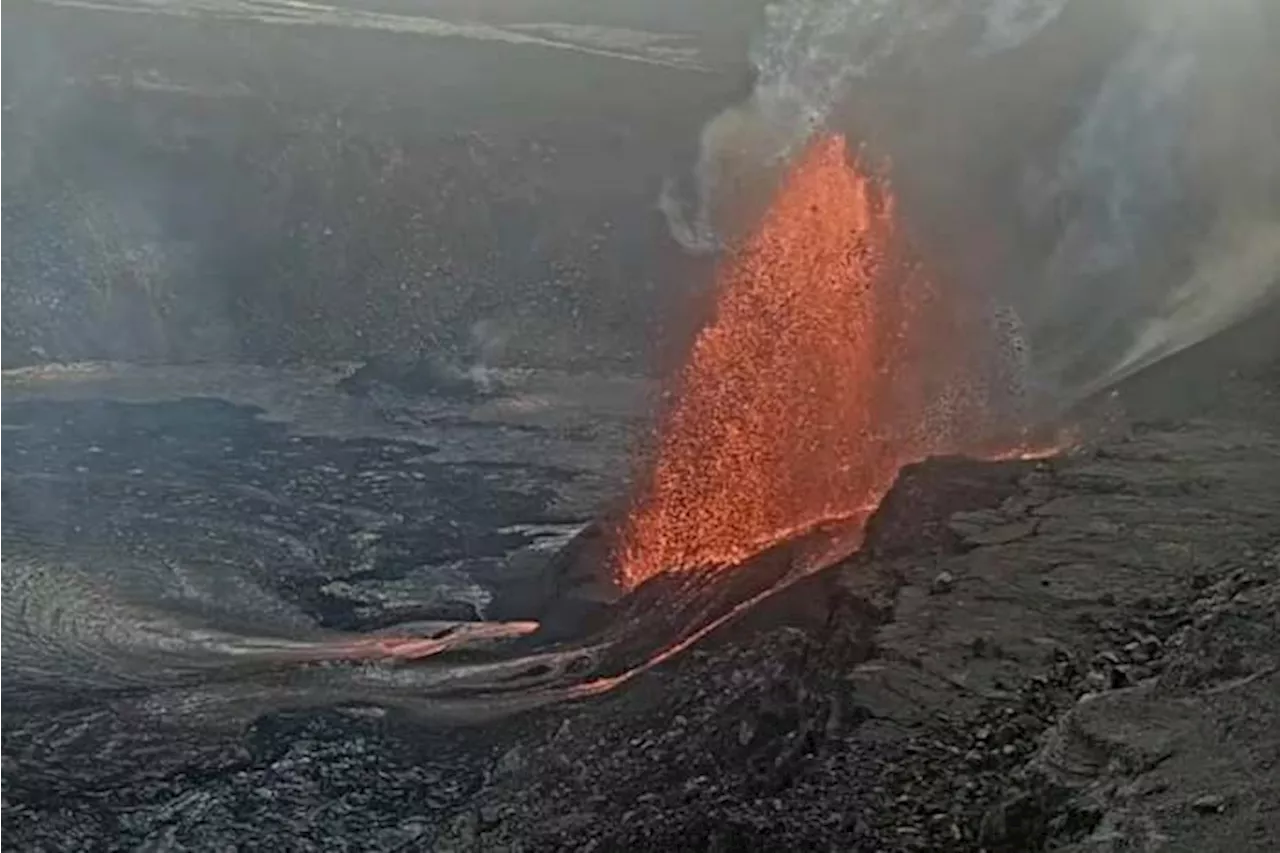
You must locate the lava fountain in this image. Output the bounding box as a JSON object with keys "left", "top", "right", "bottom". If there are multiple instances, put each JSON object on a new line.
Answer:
{"left": 617, "top": 133, "right": 1013, "bottom": 589}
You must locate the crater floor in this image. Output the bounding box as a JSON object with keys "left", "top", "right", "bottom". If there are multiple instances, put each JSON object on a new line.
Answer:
{"left": 3, "top": 317, "right": 1279, "bottom": 851}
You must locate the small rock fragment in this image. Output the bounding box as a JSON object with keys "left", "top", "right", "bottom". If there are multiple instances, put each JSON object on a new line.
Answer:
{"left": 494, "top": 745, "right": 527, "bottom": 777}
{"left": 1084, "top": 670, "right": 1110, "bottom": 694}
{"left": 966, "top": 520, "right": 1038, "bottom": 546}
{"left": 930, "top": 571, "right": 955, "bottom": 595}
{"left": 1191, "top": 794, "right": 1226, "bottom": 814}
{"left": 1123, "top": 641, "right": 1149, "bottom": 663}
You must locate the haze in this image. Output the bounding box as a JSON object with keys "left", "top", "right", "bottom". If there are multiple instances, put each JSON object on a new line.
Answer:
{"left": 5, "top": 0, "right": 1278, "bottom": 404}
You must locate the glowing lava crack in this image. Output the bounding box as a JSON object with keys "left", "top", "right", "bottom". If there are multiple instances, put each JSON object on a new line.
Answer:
{"left": 617, "top": 133, "right": 1013, "bottom": 589}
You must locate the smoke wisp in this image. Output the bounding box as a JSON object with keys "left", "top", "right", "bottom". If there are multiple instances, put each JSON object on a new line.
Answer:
{"left": 663, "top": 0, "right": 1279, "bottom": 404}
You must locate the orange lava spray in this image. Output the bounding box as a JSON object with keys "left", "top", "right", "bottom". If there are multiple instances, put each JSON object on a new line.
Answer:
{"left": 617, "top": 133, "right": 1000, "bottom": 588}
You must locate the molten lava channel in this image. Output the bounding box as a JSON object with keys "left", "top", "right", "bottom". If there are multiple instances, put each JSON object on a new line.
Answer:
{"left": 617, "top": 133, "right": 1009, "bottom": 589}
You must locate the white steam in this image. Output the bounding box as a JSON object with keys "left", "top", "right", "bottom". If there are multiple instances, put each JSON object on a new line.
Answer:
{"left": 1026, "top": 0, "right": 1280, "bottom": 394}
{"left": 661, "top": 0, "right": 1068, "bottom": 252}
{"left": 664, "top": 0, "right": 1278, "bottom": 402}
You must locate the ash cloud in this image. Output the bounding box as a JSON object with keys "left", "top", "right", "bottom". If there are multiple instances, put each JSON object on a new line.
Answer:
{"left": 663, "top": 0, "right": 1279, "bottom": 404}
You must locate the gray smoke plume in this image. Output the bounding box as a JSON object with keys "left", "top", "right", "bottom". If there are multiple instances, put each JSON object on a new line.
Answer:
{"left": 1025, "top": 0, "right": 1280, "bottom": 394}
{"left": 660, "top": 0, "right": 1070, "bottom": 252}
{"left": 663, "top": 0, "right": 1279, "bottom": 403}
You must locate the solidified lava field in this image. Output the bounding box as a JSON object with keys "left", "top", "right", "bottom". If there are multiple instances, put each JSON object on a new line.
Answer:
{"left": 4, "top": 326, "right": 1279, "bottom": 852}
{"left": 5, "top": 251, "right": 1280, "bottom": 853}
{"left": 4, "top": 4, "right": 1280, "bottom": 850}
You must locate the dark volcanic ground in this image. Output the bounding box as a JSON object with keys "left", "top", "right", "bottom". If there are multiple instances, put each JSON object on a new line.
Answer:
{"left": 5, "top": 1, "right": 1278, "bottom": 848}
{"left": 1, "top": 365, "right": 641, "bottom": 849}
{"left": 438, "top": 312, "right": 1280, "bottom": 853}
{"left": 3, "top": 310, "right": 1280, "bottom": 852}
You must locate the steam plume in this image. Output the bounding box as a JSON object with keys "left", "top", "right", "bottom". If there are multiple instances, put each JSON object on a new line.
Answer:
{"left": 663, "top": 0, "right": 1279, "bottom": 402}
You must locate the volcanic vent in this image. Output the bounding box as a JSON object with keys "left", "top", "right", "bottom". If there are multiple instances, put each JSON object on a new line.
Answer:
{"left": 617, "top": 133, "right": 1022, "bottom": 589}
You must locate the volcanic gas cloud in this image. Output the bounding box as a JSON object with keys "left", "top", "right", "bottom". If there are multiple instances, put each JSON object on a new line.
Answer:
{"left": 617, "top": 133, "right": 1012, "bottom": 589}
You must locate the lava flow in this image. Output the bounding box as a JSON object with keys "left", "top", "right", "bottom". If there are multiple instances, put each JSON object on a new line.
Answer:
{"left": 617, "top": 133, "right": 1006, "bottom": 589}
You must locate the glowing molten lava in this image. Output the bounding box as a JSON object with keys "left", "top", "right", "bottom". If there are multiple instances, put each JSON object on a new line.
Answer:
{"left": 618, "top": 133, "right": 1005, "bottom": 588}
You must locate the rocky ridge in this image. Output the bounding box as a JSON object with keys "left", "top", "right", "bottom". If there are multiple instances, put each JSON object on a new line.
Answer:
{"left": 433, "top": 414, "right": 1280, "bottom": 852}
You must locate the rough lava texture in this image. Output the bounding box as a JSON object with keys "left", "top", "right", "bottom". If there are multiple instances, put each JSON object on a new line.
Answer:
{"left": 432, "top": 314, "right": 1280, "bottom": 853}
{"left": 6, "top": 310, "right": 1277, "bottom": 851}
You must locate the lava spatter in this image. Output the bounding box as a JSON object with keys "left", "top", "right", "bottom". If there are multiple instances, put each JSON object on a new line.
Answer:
{"left": 617, "top": 133, "right": 1003, "bottom": 588}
